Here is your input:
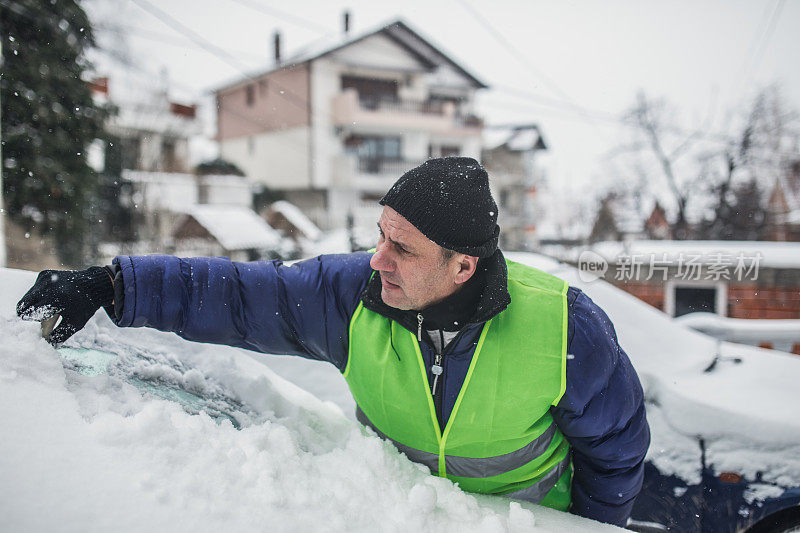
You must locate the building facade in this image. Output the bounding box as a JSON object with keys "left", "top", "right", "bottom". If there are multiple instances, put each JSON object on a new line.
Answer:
{"left": 482, "top": 125, "right": 548, "bottom": 251}
{"left": 215, "top": 19, "right": 486, "bottom": 231}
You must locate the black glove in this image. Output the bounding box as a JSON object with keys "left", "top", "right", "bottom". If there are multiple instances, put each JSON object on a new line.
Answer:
{"left": 16, "top": 266, "right": 115, "bottom": 346}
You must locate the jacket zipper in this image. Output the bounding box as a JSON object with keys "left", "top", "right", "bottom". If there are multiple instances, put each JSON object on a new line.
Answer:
{"left": 421, "top": 313, "right": 445, "bottom": 397}
{"left": 432, "top": 332, "right": 466, "bottom": 431}
{"left": 417, "top": 313, "right": 467, "bottom": 432}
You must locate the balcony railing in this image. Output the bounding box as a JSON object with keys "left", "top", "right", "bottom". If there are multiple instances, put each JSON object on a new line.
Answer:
{"left": 454, "top": 114, "right": 483, "bottom": 128}
{"left": 358, "top": 96, "right": 446, "bottom": 115}
{"left": 333, "top": 89, "right": 483, "bottom": 131}
{"left": 357, "top": 157, "right": 424, "bottom": 176}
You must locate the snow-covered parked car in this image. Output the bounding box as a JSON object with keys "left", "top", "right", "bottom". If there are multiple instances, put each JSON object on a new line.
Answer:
{"left": 236, "top": 252, "right": 800, "bottom": 532}
{"left": 0, "top": 267, "right": 621, "bottom": 533}
{"left": 2, "top": 251, "right": 799, "bottom": 532}
{"left": 504, "top": 253, "right": 800, "bottom": 533}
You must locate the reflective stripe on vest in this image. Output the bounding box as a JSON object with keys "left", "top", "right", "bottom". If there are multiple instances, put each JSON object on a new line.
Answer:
{"left": 504, "top": 454, "right": 571, "bottom": 504}
{"left": 356, "top": 406, "right": 558, "bottom": 479}
{"left": 345, "top": 260, "right": 572, "bottom": 510}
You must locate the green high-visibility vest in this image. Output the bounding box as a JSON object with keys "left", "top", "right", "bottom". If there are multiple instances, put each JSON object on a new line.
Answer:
{"left": 344, "top": 260, "right": 572, "bottom": 510}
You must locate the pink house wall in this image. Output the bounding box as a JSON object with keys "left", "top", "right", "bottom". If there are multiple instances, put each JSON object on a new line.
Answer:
{"left": 217, "top": 64, "right": 311, "bottom": 141}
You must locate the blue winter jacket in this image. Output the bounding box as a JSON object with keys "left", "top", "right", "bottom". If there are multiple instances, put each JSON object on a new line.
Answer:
{"left": 110, "top": 251, "right": 649, "bottom": 527}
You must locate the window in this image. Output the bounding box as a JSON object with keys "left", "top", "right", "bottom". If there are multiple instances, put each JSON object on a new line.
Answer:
{"left": 666, "top": 281, "right": 727, "bottom": 317}
{"left": 345, "top": 135, "right": 401, "bottom": 160}
{"left": 162, "top": 138, "right": 178, "bottom": 172}
{"left": 441, "top": 145, "right": 460, "bottom": 157}
{"left": 674, "top": 287, "right": 716, "bottom": 317}
{"left": 345, "top": 135, "right": 403, "bottom": 174}
{"left": 341, "top": 75, "right": 398, "bottom": 106}
{"left": 428, "top": 144, "right": 461, "bottom": 158}
{"left": 246, "top": 84, "right": 255, "bottom": 106}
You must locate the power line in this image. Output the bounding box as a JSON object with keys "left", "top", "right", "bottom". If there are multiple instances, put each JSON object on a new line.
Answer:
{"left": 130, "top": 0, "right": 253, "bottom": 76}
{"left": 482, "top": 89, "right": 743, "bottom": 148}
{"left": 128, "top": 0, "right": 315, "bottom": 116}
{"left": 225, "top": 0, "right": 332, "bottom": 35}
{"left": 124, "top": 0, "right": 338, "bottom": 170}
{"left": 492, "top": 84, "right": 621, "bottom": 122}
{"left": 94, "top": 22, "right": 269, "bottom": 62}
{"left": 739, "top": 0, "right": 786, "bottom": 100}
{"left": 455, "top": 0, "right": 590, "bottom": 120}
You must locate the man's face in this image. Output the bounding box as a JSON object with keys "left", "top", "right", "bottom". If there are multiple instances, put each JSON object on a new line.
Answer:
{"left": 370, "top": 206, "right": 464, "bottom": 311}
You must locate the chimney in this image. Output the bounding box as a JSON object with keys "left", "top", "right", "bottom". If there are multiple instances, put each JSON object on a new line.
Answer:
{"left": 343, "top": 11, "right": 351, "bottom": 35}
{"left": 273, "top": 31, "right": 281, "bottom": 64}
{"left": 88, "top": 77, "right": 109, "bottom": 95}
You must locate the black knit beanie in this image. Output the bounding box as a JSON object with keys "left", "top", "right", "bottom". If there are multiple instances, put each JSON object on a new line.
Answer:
{"left": 380, "top": 157, "right": 500, "bottom": 258}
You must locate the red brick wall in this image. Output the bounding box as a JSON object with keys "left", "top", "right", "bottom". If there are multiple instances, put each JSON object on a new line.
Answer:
{"left": 610, "top": 281, "right": 666, "bottom": 311}
{"left": 612, "top": 280, "right": 800, "bottom": 320}
{"left": 217, "top": 64, "right": 310, "bottom": 141}
{"left": 728, "top": 285, "right": 800, "bottom": 319}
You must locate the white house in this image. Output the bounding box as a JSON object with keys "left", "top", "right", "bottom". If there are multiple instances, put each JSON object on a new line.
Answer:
{"left": 214, "top": 17, "right": 487, "bottom": 231}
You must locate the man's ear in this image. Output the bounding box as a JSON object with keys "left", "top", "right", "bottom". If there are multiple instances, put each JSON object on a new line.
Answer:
{"left": 454, "top": 255, "right": 479, "bottom": 284}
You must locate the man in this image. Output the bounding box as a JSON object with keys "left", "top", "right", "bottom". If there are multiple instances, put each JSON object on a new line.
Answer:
{"left": 17, "top": 157, "right": 649, "bottom": 527}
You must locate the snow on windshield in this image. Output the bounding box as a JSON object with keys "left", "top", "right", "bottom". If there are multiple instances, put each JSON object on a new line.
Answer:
{"left": 0, "top": 268, "right": 620, "bottom": 532}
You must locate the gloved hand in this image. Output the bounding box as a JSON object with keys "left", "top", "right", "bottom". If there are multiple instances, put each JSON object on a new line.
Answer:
{"left": 16, "top": 266, "right": 115, "bottom": 346}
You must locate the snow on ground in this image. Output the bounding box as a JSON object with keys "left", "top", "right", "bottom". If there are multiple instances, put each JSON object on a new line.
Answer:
{"left": 0, "top": 267, "right": 620, "bottom": 533}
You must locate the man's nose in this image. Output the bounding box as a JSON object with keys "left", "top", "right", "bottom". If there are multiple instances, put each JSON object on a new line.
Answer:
{"left": 370, "top": 243, "right": 394, "bottom": 271}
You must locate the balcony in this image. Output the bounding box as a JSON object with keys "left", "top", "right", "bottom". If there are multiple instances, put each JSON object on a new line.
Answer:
{"left": 332, "top": 89, "right": 482, "bottom": 134}
{"left": 333, "top": 155, "right": 424, "bottom": 193}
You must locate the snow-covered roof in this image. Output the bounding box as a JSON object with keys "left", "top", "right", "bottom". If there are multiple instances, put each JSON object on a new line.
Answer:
{"left": 197, "top": 174, "right": 248, "bottom": 184}
{"left": 121, "top": 170, "right": 199, "bottom": 211}
{"left": 269, "top": 201, "right": 321, "bottom": 241}
{"left": 483, "top": 125, "right": 547, "bottom": 152}
{"left": 215, "top": 19, "right": 487, "bottom": 93}
{"left": 122, "top": 170, "right": 193, "bottom": 183}
{"left": 184, "top": 205, "right": 281, "bottom": 251}
{"left": 676, "top": 312, "right": 800, "bottom": 344}
{"left": 565, "top": 240, "right": 800, "bottom": 269}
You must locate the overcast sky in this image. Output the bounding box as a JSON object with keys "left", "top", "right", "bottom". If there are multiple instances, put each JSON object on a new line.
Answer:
{"left": 84, "top": 0, "right": 800, "bottom": 202}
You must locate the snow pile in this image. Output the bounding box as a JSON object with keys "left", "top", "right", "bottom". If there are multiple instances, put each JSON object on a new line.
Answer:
{"left": 0, "top": 268, "right": 618, "bottom": 532}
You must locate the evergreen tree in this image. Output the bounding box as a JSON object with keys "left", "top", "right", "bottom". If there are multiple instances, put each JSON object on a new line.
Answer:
{"left": 1, "top": 0, "right": 108, "bottom": 266}
{"left": 196, "top": 157, "right": 245, "bottom": 177}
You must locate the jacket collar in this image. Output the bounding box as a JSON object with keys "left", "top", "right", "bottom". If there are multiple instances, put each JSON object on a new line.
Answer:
{"left": 360, "top": 249, "right": 511, "bottom": 335}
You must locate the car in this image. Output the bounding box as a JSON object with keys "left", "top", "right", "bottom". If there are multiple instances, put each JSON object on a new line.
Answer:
{"left": 2, "top": 253, "right": 799, "bottom": 532}
{"left": 504, "top": 252, "right": 800, "bottom": 533}
{"left": 0, "top": 266, "right": 623, "bottom": 532}
{"left": 245, "top": 252, "right": 800, "bottom": 533}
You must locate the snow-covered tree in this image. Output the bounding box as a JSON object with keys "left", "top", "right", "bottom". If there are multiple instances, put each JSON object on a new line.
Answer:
{"left": 611, "top": 87, "right": 797, "bottom": 240}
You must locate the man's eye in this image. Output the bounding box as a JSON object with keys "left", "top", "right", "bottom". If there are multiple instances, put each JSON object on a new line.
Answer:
{"left": 396, "top": 246, "right": 409, "bottom": 255}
